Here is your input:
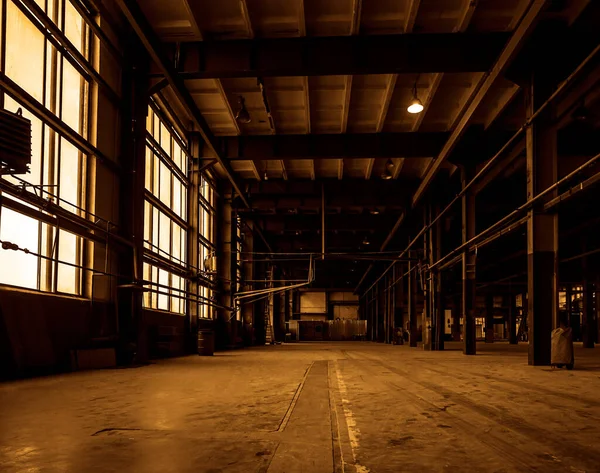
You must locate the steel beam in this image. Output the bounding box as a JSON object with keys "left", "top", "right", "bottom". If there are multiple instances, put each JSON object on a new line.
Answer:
{"left": 219, "top": 132, "right": 448, "bottom": 160}
{"left": 169, "top": 33, "right": 509, "bottom": 79}
{"left": 114, "top": 0, "right": 250, "bottom": 208}
{"left": 412, "top": 1, "right": 546, "bottom": 208}
{"left": 526, "top": 67, "right": 559, "bottom": 366}
{"left": 462, "top": 166, "right": 477, "bottom": 355}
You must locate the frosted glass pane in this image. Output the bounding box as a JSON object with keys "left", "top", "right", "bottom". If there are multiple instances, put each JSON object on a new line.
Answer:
{"left": 171, "top": 275, "right": 180, "bottom": 313}
{"left": 180, "top": 229, "right": 186, "bottom": 264}
{"left": 59, "top": 139, "right": 80, "bottom": 212}
{"left": 152, "top": 207, "right": 159, "bottom": 252}
{"left": 64, "top": 1, "right": 84, "bottom": 54}
{"left": 153, "top": 114, "right": 160, "bottom": 141}
{"left": 172, "top": 223, "right": 181, "bottom": 263}
{"left": 145, "top": 147, "right": 152, "bottom": 191}
{"left": 150, "top": 265, "right": 158, "bottom": 308}
{"left": 62, "top": 60, "right": 84, "bottom": 133}
{"left": 143, "top": 201, "right": 151, "bottom": 246}
{"left": 146, "top": 108, "right": 153, "bottom": 133}
{"left": 159, "top": 162, "right": 171, "bottom": 206}
{"left": 6, "top": 3, "right": 45, "bottom": 103}
{"left": 153, "top": 155, "right": 160, "bottom": 195}
{"left": 40, "top": 223, "right": 55, "bottom": 291}
{"left": 142, "top": 263, "right": 151, "bottom": 307}
{"left": 173, "top": 179, "right": 181, "bottom": 218}
{"left": 57, "top": 230, "right": 77, "bottom": 293}
{"left": 0, "top": 207, "right": 39, "bottom": 289}
{"left": 173, "top": 141, "right": 181, "bottom": 169}
{"left": 158, "top": 269, "right": 169, "bottom": 310}
{"left": 159, "top": 211, "right": 170, "bottom": 254}
{"left": 160, "top": 122, "right": 169, "bottom": 154}
{"left": 181, "top": 186, "right": 187, "bottom": 220}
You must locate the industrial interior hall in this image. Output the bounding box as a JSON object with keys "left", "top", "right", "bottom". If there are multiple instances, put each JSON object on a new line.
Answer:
{"left": 1, "top": 0, "right": 600, "bottom": 471}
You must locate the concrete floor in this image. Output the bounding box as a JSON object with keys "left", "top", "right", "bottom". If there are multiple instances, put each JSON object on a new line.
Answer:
{"left": 2, "top": 342, "right": 600, "bottom": 473}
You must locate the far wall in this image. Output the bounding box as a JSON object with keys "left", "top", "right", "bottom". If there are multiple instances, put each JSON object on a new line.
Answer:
{"left": 299, "top": 291, "right": 359, "bottom": 321}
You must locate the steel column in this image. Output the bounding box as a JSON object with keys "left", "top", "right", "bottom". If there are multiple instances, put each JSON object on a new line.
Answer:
{"left": 526, "top": 68, "right": 559, "bottom": 366}
{"left": 462, "top": 167, "right": 477, "bottom": 355}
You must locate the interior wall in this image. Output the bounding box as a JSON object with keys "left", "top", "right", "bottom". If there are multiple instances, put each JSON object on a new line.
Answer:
{"left": 0, "top": 288, "right": 114, "bottom": 378}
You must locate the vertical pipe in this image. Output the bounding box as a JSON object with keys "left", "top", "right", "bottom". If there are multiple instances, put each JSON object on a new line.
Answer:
{"left": 321, "top": 183, "right": 325, "bottom": 259}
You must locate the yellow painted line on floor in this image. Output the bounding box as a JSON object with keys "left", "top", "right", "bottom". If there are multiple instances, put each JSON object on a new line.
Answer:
{"left": 334, "top": 360, "right": 370, "bottom": 473}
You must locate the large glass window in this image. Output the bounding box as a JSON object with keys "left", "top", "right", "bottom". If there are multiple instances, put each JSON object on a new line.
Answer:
{"left": 143, "top": 103, "right": 189, "bottom": 314}
{"left": 0, "top": 0, "right": 93, "bottom": 295}
{"left": 198, "top": 174, "right": 216, "bottom": 319}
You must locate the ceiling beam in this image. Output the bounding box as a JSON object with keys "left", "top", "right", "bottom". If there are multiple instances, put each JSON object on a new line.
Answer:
{"left": 350, "top": 0, "right": 362, "bottom": 35}
{"left": 281, "top": 160, "right": 288, "bottom": 180}
{"left": 392, "top": 158, "right": 405, "bottom": 179}
{"left": 220, "top": 132, "right": 448, "bottom": 160}
{"left": 250, "top": 161, "right": 261, "bottom": 181}
{"left": 411, "top": 0, "right": 547, "bottom": 209}
{"left": 456, "top": 0, "right": 478, "bottom": 32}
{"left": 168, "top": 33, "right": 510, "bottom": 79}
{"left": 338, "top": 159, "right": 344, "bottom": 180}
{"left": 377, "top": 74, "right": 398, "bottom": 133}
{"left": 341, "top": 76, "right": 353, "bottom": 133}
{"left": 484, "top": 84, "right": 520, "bottom": 129}
{"left": 114, "top": 0, "right": 250, "bottom": 208}
{"left": 365, "top": 159, "right": 374, "bottom": 180}
{"left": 294, "top": 0, "right": 304, "bottom": 35}
{"left": 411, "top": 74, "right": 443, "bottom": 132}
{"left": 404, "top": 0, "right": 421, "bottom": 33}
{"left": 471, "top": 138, "right": 525, "bottom": 194}
{"left": 239, "top": 0, "right": 254, "bottom": 38}
{"left": 355, "top": 212, "right": 406, "bottom": 291}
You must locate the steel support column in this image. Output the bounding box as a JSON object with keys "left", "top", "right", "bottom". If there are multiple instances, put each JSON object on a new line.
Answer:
{"left": 508, "top": 293, "right": 518, "bottom": 344}
{"left": 423, "top": 206, "right": 432, "bottom": 351}
{"left": 485, "top": 293, "right": 495, "bottom": 343}
{"left": 452, "top": 291, "right": 462, "bottom": 341}
{"left": 408, "top": 254, "right": 418, "bottom": 347}
{"left": 432, "top": 205, "right": 444, "bottom": 350}
{"left": 462, "top": 167, "right": 477, "bottom": 355}
{"left": 526, "top": 69, "right": 559, "bottom": 366}
{"left": 117, "top": 35, "right": 148, "bottom": 364}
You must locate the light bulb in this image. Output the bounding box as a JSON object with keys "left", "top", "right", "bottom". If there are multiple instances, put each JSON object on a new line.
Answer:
{"left": 407, "top": 98, "right": 424, "bottom": 114}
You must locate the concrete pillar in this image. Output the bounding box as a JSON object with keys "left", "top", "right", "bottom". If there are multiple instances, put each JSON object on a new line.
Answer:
{"left": 462, "top": 167, "right": 476, "bottom": 355}
{"left": 525, "top": 70, "right": 559, "bottom": 366}
{"left": 485, "top": 293, "right": 494, "bottom": 343}
{"left": 508, "top": 293, "right": 518, "bottom": 344}
{"left": 408, "top": 254, "right": 418, "bottom": 347}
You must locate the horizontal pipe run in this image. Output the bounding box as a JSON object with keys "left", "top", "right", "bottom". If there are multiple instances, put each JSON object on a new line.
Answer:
{"left": 431, "top": 151, "right": 600, "bottom": 271}
{"left": 360, "top": 43, "right": 600, "bottom": 296}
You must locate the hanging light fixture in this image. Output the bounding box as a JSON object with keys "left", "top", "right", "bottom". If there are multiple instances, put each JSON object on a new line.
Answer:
{"left": 236, "top": 96, "right": 251, "bottom": 124}
{"left": 263, "top": 161, "right": 268, "bottom": 181}
{"left": 362, "top": 236, "right": 370, "bottom": 245}
{"left": 385, "top": 159, "right": 395, "bottom": 170}
{"left": 381, "top": 168, "right": 393, "bottom": 180}
{"left": 407, "top": 75, "right": 424, "bottom": 114}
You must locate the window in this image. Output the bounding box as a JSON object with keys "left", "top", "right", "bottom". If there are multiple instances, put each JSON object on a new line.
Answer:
{"left": 198, "top": 174, "right": 216, "bottom": 319}
{"left": 143, "top": 103, "right": 189, "bottom": 314}
{"left": 0, "top": 0, "right": 94, "bottom": 295}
